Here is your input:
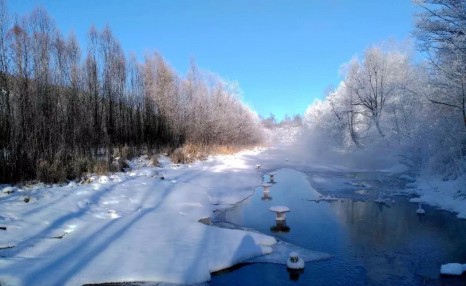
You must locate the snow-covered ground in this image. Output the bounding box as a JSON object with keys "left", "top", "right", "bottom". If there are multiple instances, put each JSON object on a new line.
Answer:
{"left": 0, "top": 150, "right": 278, "bottom": 285}
{"left": 407, "top": 174, "right": 466, "bottom": 219}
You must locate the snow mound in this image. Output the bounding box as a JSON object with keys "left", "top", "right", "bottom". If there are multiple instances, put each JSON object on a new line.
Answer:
{"left": 1, "top": 186, "right": 15, "bottom": 194}
{"left": 440, "top": 263, "right": 466, "bottom": 275}
{"left": 98, "top": 175, "right": 110, "bottom": 184}
{"left": 409, "top": 175, "right": 466, "bottom": 219}
{"left": 67, "top": 181, "right": 77, "bottom": 188}
{"left": 109, "top": 174, "right": 124, "bottom": 182}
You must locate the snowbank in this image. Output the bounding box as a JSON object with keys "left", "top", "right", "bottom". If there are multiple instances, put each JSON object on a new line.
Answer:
{"left": 0, "top": 150, "right": 276, "bottom": 285}
{"left": 408, "top": 174, "right": 466, "bottom": 219}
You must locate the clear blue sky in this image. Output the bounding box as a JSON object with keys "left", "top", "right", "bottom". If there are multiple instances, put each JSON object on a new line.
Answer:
{"left": 8, "top": 0, "right": 417, "bottom": 120}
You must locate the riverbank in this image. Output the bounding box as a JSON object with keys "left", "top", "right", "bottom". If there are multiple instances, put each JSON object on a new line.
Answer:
{"left": 408, "top": 173, "right": 466, "bottom": 219}
{"left": 1, "top": 127, "right": 465, "bottom": 285}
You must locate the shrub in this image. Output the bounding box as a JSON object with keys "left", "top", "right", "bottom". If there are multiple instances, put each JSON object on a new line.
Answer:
{"left": 170, "top": 147, "right": 192, "bottom": 164}
{"left": 69, "top": 157, "right": 94, "bottom": 180}
{"left": 114, "top": 157, "right": 129, "bottom": 172}
{"left": 36, "top": 159, "right": 67, "bottom": 183}
{"left": 93, "top": 160, "right": 110, "bottom": 175}
{"left": 150, "top": 155, "right": 160, "bottom": 166}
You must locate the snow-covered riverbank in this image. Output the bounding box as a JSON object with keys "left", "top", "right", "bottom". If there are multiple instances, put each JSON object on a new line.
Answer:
{"left": 408, "top": 174, "right": 466, "bottom": 219}
{"left": 0, "top": 149, "right": 278, "bottom": 285}
{"left": 1, "top": 127, "right": 465, "bottom": 285}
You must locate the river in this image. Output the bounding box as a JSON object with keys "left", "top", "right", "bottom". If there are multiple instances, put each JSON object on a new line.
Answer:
{"left": 210, "top": 167, "right": 466, "bottom": 286}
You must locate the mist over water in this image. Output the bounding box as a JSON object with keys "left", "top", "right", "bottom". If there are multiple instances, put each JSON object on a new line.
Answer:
{"left": 267, "top": 126, "right": 405, "bottom": 173}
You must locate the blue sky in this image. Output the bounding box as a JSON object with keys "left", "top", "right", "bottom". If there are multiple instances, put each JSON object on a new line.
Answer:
{"left": 9, "top": 0, "right": 418, "bottom": 120}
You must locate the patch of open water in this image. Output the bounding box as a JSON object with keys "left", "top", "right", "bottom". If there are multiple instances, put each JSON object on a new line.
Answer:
{"left": 210, "top": 169, "right": 466, "bottom": 285}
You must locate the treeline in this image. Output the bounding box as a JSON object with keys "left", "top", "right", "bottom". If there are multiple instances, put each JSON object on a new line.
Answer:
{"left": 261, "top": 114, "right": 303, "bottom": 129}
{"left": 0, "top": 3, "right": 263, "bottom": 183}
{"left": 305, "top": 0, "right": 466, "bottom": 178}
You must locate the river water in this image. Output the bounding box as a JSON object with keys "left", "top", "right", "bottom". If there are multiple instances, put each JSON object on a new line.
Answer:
{"left": 210, "top": 168, "right": 466, "bottom": 286}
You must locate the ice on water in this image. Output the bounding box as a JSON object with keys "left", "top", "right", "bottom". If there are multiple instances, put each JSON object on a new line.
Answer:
{"left": 247, "top": 241, "right": 332, "bottom": 264}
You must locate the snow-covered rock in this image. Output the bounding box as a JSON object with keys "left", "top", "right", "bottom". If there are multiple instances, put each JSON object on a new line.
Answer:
{"left": 1, "top": 186, "right": 15, "bottom": 194}
{"left": 98, "top": 175, "right": 110, "bottom": 184}
{"left": 287, "top": 252, "right": 305, "bottom": 269}
{"left": 109, "top": 174, "right": 124, "bottom": 182}
{"left": 67, "top": 181, "right": 77, "bottom": 188}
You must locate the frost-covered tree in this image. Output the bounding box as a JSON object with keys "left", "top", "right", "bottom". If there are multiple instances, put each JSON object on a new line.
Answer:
{"left": 415, "top": 0, "right": 466, "bottom": 127}
{"left": 343, "top": 47, "right": 413, "bottom": 138}
{"left": 308, "top": 45, "right": 417, "bottom": 149}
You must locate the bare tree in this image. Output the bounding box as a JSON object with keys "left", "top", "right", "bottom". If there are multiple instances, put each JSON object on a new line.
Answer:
{"left": 0, "top": 0, "right": 10, "bottom": 179}
{"left": 0, "top": 5, "right": 264, "bottom": 183}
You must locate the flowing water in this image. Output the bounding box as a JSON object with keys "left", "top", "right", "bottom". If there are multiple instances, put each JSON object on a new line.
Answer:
{"left": 210, "top": 169, "right": 466, "bottom": 286}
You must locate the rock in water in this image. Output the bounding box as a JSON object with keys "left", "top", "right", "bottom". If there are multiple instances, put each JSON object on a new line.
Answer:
{"left": 287, "top": 252, "right": 305, "bottom": 269}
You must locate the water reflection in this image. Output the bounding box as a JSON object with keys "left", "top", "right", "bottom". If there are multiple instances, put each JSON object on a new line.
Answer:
{"left": 270, "top": 220, "right": 290, "bottom": 233}
{"left": 417, "top": 213, "right": 427, "bottom": 223}
{"left": 327, "top": 199, "right": 466, "bottom": 285}
{"left": 287, "top": 268, "right": 304, "bottom": 281}
{"left": 261, "top": 192, "right": 272, "bottom": 200}
{"left": 213, "top": 169, "right": 466, "bottom": 286}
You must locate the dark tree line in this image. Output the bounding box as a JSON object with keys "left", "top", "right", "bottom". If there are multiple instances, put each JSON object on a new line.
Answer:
{"left": 0, "top": 3, "right": 263, "bottom": 183}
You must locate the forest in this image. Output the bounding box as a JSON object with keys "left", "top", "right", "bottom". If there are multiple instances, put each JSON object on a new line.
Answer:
{"left": 0, "top": 0, "right": 465, "bottom": 184}
{"left": 304, "top": 0, "right": 466, "bottom": 180}
{"left": 0, "top": 2, "right": 263, "bottom": 183}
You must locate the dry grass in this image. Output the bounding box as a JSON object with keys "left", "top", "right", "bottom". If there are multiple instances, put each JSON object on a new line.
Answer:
{"left": 150, "top": 155, "right": 160, "bottom": 166}
{"left": 170, "top": 147, "right": 193, "bottom": 164}
{"left": 169, "top": 143, "right": 257, "bottom": 164}
{"left": 170, "top": 144, "right": 208, "bottom": 164}
{"left": 36, "top": 159, "right": 67, "bottom": 183}
{"left": 33, "top": 143, "right": 258, "bottom": 183}
{"left": 35, "top": 155, "right": 129, "bottom": 183}
{"left": 113, "top": 145, "right": 137, "bottom": 161}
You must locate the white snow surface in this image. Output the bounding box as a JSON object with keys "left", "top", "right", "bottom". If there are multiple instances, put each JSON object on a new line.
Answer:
{"left": 0, "top": 151, "right": 276, "bottom": 285}
{"left": 2, "top": 126, "right": 466, "bottom": 284}
{"left": 440, "top": 263, "right": 466, "bottom": 275}
{"left": 287, "top": 257, "right": 305, "bottom": 270}
{"left": 269, "top": 206, "right": 290, "bottom": 213}
{"left": 409, "top": 174, "right": 466, "bottom": 219}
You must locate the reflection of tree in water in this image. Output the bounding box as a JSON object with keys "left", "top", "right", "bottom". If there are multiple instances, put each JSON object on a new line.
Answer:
{"left": 329, "top": 198, "right": 466, "bottom": 284}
